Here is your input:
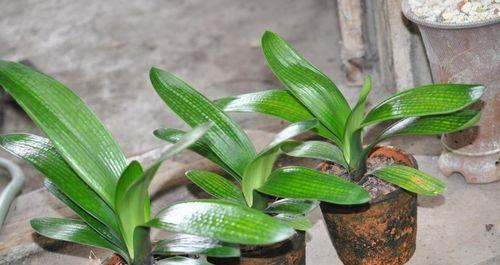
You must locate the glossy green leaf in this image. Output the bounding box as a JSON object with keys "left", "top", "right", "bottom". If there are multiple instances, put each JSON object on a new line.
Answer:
{"left": 274, "top": 214, "right": 313, "bottom": 231}
{"left": 44, "top": 180, "right": 125, "bottom": 252}
{"left": 132, "top": 226, "right": 152, "bottom": 265}
{"left": 116, "top": 124, "right": 210, "bottom": 259}
{"left": 242, "top": 120, "right": 317, "bottom": 207}
{"left": 372, "top": 165, "right": 446, "bottom": 196}
{"left": 343, "top": 76, "right": 372, "bottom": 169}
{"left": 186, "top": 170, "right": 245, "bottom": 204}
{"left": 259, "top": 166, "right": 370, "bottom": 205}
{"left": 154, "top": 128, "right": 240, "bottom": 180}
{"left": 153, "top": 234, "right": 240, "bottom": 258}
{"left": 281, "top": 140, "right": 347, "bottom": 169}
{"left": 265, "top": 199, "right": 319, "bottom": 215}
{"left": 115, "top": 161, "right": 147, "bottom": 258}
{"left": 157, "top": 257, "right": 213, "bottom": 265}
{"left": 150, "top": 67, "right": 256, "bottom": 177}
{"left": 375, "top": 110, "right": 481, "bottom": 142}
{"left": 31, "top": 218, "right": 128, "bottom": 260}
{"left": 214, "top": 89, "right": 338, "bottom": 141}
{"left": 261, "top": 31, "right": 350, "bottom": 141}
{"left": 363, "top": 84, "right": 486, "bottom": 126}
{"left": 147, "top": 200, "right": 295, "bottom": 245}
{"left": 0, "top": 134, "right": 119, "bottom": 231}
{"left": 0, "top": 60, "right": 127, "bottom": 205}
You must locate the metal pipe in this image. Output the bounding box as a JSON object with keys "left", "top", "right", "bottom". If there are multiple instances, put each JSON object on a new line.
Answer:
{"left": 0, "top": 157, "right": 25, "bottom": 230}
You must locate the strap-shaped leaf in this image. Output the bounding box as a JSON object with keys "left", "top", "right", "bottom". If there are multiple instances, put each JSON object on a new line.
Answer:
{"left": 153, "top": 234, "right": 240, "bottom": 258}
{"left": 265, "top": 199, "right": 319, "bottom": 215}
{"left": 115, "top": 161, "right": 148, "bottom": 258}
{"left": 150, "top": 67, "right": 256, "bottom": 177}
{"left": 242, "top": 120, "right": 317, "bottom": 207}
{"left": 0, "top": 60, "right": 127, "bottom": 205}
{"left": 116, "top": 124, "right": 210, "bottom": 259}
{"left": 281, "top": 140, "right": 347, "bottom": 169}
{"left": 261, "top": 31, "right": 351, "bottom": 141}
{"left": 146, "top": 200, "right": 295, "bottom": 245}
{"left": 44, "top": 180, "right": 125, "bottom": 252}
{"left": 372, "top": 165, "right": 446, "bottom": 196}
{"left": 214, "top": 89, "right": 339, "bottom": 142}
{"left": 157, "top": 257, "right": 214, "bottom": 265}
{"left": 31, "top": 218, "right": 129, "bottom": 261}
{"left": 274, "top": 214, "right": 313, "bottom": 231}
{"left": 375, "top": 110, "right": 481, "bottom": 142}
{"left": 186, "top": 170, "right": 245, "bottom": 204}
{"left": 154, "top": 128, "right": 240, "bottom": 180}
{"left": 259, "top": 166, "right": 370, "bottom": 205}
{"left": 343, "top": 76, "right": 372, "bottom": 168}
{"left": 363, "top": 84, "right": 486, "bottom": 126}
{"left": 0, "top": 134, "right": 119, "bottom": 231}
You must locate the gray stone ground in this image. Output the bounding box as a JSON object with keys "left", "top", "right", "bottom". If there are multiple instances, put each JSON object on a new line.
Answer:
{"left": 0, "top": 0, "right": 499, "bottom": 264}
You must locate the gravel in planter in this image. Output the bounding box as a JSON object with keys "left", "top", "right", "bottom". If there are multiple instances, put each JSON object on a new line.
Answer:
{"left": 408, "top": 0, "right": 499, "bottom": 24}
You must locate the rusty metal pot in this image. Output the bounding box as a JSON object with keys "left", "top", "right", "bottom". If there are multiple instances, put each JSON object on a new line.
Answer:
{"left": 320, "top": 146, "right": 418, "bottom": 265}
{"left": 207, "top": 232, "right": 305, "bottom": 265}
{"left": 402, "top": 0, "right": 500, "bottom": 183}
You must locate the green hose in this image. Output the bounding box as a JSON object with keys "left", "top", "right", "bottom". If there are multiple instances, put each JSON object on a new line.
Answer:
{"left": 0, "top": 157, "right": 25, "bottom": 230}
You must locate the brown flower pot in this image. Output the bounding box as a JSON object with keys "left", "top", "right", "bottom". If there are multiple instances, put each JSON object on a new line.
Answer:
{"left": 320, "top": 146, "right": 418, "bottom": 265}
{"left": 207, "top": 232, "right": 306, "bottom": 265}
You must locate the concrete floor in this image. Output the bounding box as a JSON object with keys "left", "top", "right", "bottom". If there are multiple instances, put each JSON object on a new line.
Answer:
{"left": 0, "top": 0, "right": 355, "bottom": 193}
{"left": 0, "top": 0, "right": 499, "bottom": 264}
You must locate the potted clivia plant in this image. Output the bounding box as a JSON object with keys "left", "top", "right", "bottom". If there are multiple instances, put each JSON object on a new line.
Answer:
{"left": 149, "top": 67, "right": 371, "bottom": 265}
{"left": 214, "top": 31, "right": 486, "bottom": 265}
{"left": 0, "top": 61, "right": 299, "bottom": 265}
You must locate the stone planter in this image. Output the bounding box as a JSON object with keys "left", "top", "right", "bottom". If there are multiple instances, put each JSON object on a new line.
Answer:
{"left": 402, "top": 0, "right": 500, "bottom": 183}
{"left": 320, "top": 146, "right": 418, "bottom": 265}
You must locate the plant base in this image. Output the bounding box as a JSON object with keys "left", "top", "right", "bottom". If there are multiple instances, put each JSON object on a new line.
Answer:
{"left": 207, "top": 232, "right": 305, "bottom": 265}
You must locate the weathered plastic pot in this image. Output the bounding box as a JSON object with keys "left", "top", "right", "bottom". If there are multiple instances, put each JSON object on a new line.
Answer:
{"left": 207, "top": 232, "right": 306, "bottom": 265}
{"left": 402, "top": 0, "right": 500, "bottom": 183}
{"left": 320, "top": 146, "right": 418, "bottom": 265}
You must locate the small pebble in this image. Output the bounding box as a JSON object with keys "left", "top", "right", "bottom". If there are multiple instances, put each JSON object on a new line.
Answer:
{"left": 408, "top": 0, "right": 500, "bottom": 24}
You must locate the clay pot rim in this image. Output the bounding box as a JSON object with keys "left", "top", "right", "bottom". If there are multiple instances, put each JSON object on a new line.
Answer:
{"left": 401, "top": 0, "right": 500, "bottom": 29}
{"left": 365, "top": 145, "right": 418, "bottom": 204}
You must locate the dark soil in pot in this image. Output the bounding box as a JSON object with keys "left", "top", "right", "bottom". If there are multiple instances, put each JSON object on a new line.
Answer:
{"left": 207, "top": 231, "right": 306, "bottom": 265}
{"left": 320, "top": 146, "right": 418, "bottom": 265}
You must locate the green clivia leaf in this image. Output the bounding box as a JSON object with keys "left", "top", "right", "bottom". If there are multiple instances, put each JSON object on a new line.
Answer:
{"left": 0, "top": 60, "right": 127, "bottom": 206}
{"left": 157, "top": 256, "right": 214, "bottom": 265}
{"left": 265, "top": 199, "right": 319, "bottom": 215}
{"left": 146, "top": 200, "right": 295, "bottom": 245}
{"left": 376, "top": 110, "right": 481, "bottom": 141}
{"left": 241, "top": 119, "right": 317, "bottom": 207}
{"left": 43, "top": 180, "right": 126, "bottom": 253}
{"left": 150, "top": 67, "right": 256, "bottom": 178}
{"left": 343, "top": 76, "right": 372, "bottom": 169}
{"left": 153, "top": 234, "right": 240, "bottom": 258}
{"left": 274, "top": 214, "right": 313, "bottom": 231}
{"left": 115, "top": 124, "right": 211, "bottom": 260}
{"left": 185, "top": 170, "right": 245, "bottom": 204}
{"left": 259, "top": 166, "right": 370, "bottom": 205}
{"left": 154, "top": 128, "right": 240, "bottom": 179}
{"left": 281, "top": 140, "right": 348, "bottom": 169}
{"left": 261, "top": 31, "right": 351, "bottom": 145}
{"left": 0, "top": 134, "right": 120, "bottom": 232}
{"left": 214, "top": 89, "right": 339, "bottom": 141}
{"left": 362, "top": 84, "right": 486, "bottom": 126}
{"left": 31, "top": 218, "right": 129, "bottom": 261}
{"left": 372, "top": 165, "right": 446, "bottom": 196}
